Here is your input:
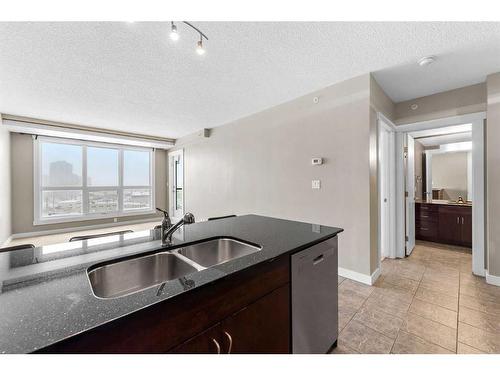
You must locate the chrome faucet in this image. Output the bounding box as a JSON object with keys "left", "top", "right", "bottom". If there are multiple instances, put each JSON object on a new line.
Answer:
{"left": 161, "top": 213, "right": 195, "bottom": 246}
{"left": 156, "top": 207, "right": 172, "bottom": 235}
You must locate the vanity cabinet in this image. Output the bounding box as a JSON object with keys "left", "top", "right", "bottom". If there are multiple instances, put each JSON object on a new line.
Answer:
{"left": 416, "top": 203, "right": 472, "bottom": 247}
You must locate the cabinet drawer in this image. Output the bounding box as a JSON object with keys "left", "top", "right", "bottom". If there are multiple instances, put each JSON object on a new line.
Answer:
{"left": 416, "top": 224, "right": 437, "bottom": 238}
{"left": 416, "top": 212, "right": 438, "bottom": 223}
{"left": 416, "top": 203, "right": 438, "bottom": 213}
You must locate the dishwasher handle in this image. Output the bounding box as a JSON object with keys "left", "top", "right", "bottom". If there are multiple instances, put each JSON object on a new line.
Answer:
{"left": 313, "top": 254, "right": 324, "bottom": 265}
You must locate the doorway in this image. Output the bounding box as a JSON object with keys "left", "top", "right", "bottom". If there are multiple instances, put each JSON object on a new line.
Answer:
{"left": 395, "top": 112, "right": 486, "bottom": 276}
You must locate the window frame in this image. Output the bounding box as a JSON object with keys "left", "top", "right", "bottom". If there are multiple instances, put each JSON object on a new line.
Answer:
{"left": 33, "top": 136, "right": 155, "bottom": 225}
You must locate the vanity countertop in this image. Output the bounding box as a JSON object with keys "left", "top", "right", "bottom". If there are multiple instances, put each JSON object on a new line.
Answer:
{"left": 416, "top": 199, "right": 472, "bottom": 207}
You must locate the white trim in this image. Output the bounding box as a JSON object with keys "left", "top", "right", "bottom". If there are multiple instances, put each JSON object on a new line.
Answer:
{"left": 486, "top": 270, "right": 500, "bottom": 287}
{"left": 3, "top": 119, "right": 174, "bottom": 149}
{"left": 10, "top": 217, "right": 160, "bottom": 240}
{"left": 33, "top": 136, "right": 155, "bottom": 225}
{"left": 1, "top": 235, "right": 13, "bottom": 248}
{"left": 395, "top": 132, "right": 406, "bottom": 258}
{"left": 338, "top": 267, "right": 381, "bottom": 286}
{"left": 394, "top": 112, "right": 486, "bottom": 133}
{"left": 471, "top": 121, "right": 485, "bottom": 277}
{"left": 377, "top": 114, "right": 397, "bottom": 264}
{"left": 395, "top": 112, "right": 486, "bottom": 275}
{"left": 168, "top": 149, "right": 184, "bottom": 219}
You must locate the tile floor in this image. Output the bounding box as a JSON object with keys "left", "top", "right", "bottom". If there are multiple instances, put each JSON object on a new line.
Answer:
{"left": 331, "top": 241, "right": 500, "bottom": 354}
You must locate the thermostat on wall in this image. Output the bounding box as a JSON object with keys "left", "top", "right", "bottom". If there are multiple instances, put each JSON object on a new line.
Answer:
{"left": 311, "top": 157, "right": 323, "bottom": 165}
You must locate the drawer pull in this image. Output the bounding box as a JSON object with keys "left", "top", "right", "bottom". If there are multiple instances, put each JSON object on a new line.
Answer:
{"left": 212, "top": 338, "right": 221, "bottom": 354}
{"left": 223, "top": 331, "right": 233, "bottom": 354}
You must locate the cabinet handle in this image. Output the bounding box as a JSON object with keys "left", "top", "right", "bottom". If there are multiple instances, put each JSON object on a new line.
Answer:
{"left": 223, "top": 331, "right": 233, "bottom": 354}
{"left": 462, "top": 217, "right": 464, "bottom": 225}
{"left": 421, "top": 215, "right": 429, "bottom": 218}
{"left": 457, "top": 217, "right": 459, "bottom": 224}
{"left": 211, "top": 338, "right": 221, "bottom": 354}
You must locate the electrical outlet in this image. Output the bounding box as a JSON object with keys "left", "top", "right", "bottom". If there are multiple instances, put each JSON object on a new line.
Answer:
{"left": 312, "top": 180, "right": 321, "bottom": 189}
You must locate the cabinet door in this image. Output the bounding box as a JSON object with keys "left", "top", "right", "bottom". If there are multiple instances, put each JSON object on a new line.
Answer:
{"left": 169, "top": 324, "right": 223, "bottom": 354}
{"left": 461, "top": 213, "right": 473, "bottom": 247}
{"left": 221, "top": 284, "right": 290, "bottom": 354}
{"left": 438, "top": 211, "right": 461, "bottom": 245}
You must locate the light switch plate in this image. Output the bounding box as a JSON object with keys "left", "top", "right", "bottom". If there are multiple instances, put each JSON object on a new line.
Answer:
{"left": 312, "top": 180, "right": 321, "bottom": 189}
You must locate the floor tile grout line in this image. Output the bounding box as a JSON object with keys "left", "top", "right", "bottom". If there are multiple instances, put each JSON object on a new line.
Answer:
{"left": 406, "top": 254, "right": 458, "bottom": 354}
{"left": 412, "top": 294, "right": 459, "bottom": 314}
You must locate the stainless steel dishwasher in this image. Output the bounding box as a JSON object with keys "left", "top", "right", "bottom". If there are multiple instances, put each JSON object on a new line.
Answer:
{"left": 291, "top": 236, "right": 338, "bottom": 354}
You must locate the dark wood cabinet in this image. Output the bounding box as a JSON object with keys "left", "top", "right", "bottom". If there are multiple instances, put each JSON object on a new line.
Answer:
{"left": 171, "top": 284, "right": 290, "bottom": 354}
{"left": 461, "top": 211, "right": 473, "bottom": 247}
{"left": 39, "top": 255, "right": 291, "bottom": 354}
{"left": 170, "top": 324, "right": 223, "bottom": 354}
{"left": 416, "top": 202, "right": 472, "bottom": 248}
{"left": 221, "top": 285, "right": 290, "bottom": 354}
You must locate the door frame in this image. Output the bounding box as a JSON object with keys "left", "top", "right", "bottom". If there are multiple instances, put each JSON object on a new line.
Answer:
{"left": 377, "top": 113, "right": 397, "bottom": 265}
{"left": 168, "top": 149, "right": 184, "bottom": 221}
{"left": 395, "top": 112, "right": 486, "bottom": 276}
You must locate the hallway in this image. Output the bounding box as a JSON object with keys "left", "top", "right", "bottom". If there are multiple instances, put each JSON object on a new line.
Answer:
{"left": 332, "top": 241, "right": 500, "bottom": 354}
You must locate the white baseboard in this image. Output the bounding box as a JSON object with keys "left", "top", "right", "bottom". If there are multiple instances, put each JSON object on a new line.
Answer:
{"left": 1, "top": 235, "right": 13, "bottom": 248}
{"left": 339, "top": 267, "right": 380, "bottom": 286}
{"left": 473, "top": 268, "right": 486, "bottom": 277}
{"left": 11, "top": 217, "right": 160, "bottom": 240}
{"left": 486, "top": 270, "right": 500, "bottom": 286}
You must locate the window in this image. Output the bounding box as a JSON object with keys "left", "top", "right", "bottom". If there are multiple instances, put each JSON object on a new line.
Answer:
{"left": 35, "top": 137, "right": 155, "bottom": 224}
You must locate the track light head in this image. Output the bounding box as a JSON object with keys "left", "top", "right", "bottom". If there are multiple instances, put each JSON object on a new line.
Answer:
{"left": 196, "top": 38, "right": 205, "bottom": 55}
{"left": 170, "top": 22, "right": 179, "bottom": 41}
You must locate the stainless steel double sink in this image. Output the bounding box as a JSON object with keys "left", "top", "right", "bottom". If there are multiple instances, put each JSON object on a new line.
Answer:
{"left": 87, "top": 238, "right": 261, "bottom": 299}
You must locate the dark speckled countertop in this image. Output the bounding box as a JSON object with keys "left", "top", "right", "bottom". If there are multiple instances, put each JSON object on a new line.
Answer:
{"left": 0, "top": 215, "right": 343, "bottom": 353}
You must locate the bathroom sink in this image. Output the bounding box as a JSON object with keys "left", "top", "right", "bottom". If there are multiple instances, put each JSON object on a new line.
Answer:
{"left": 88, "top": 252, "right": 198, "bottom": 299}
{"left": 177, "top": 238, "right": 261, "bottom": 267}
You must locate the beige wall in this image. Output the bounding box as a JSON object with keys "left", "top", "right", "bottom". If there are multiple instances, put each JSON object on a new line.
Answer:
{"left": 175, "top": 74, "right": 378, "bottom": 277}
{"left": 414, "top": 140, "right": 424, "bottom": 200}
{"left": 10, "top": 133, "right": 167, "bottom": 234}
{"left": 431, "top": 152, "right": 468, "bottom": 201}
{"left": 0, "top": 116, "right": 12, "bottom": 245}
{"left": 394, "top": 83, "right": 487, "bottom": 124}
{"left": 487, "top": 73, "right": 500, "bottom": 276}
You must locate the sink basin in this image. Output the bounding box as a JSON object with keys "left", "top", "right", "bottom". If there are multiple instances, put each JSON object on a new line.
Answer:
{"left": 88, "top": 253, "right": 198, "bottom": 299}
{"left": 177, "top": 238, "right": 261, "bottom": 267}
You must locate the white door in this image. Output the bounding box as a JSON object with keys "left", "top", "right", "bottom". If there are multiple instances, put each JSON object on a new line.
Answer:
{"left": 405, "top": 134, "right": 416, "bottom": 255}
{"left": 379, "top": 128, "right": 390, "bottom": 259}
{"left": 168, "top": 149, "right": 184, "bottom": 220}
{"left": 378, "top": 114, "right": 397, "bottom": 261}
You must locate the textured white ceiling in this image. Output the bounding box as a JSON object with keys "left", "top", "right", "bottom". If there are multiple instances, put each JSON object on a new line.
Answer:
{"left": 1, "top": 22, "right": 500, "bottom": 138}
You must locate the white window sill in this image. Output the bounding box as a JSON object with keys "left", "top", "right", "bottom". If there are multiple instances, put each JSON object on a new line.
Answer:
{"left": 33, "top": 209, "right": 157, "bottom": 226}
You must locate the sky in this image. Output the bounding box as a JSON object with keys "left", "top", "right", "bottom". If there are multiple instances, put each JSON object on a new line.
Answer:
{"left": 41, "top": 142, "right": 150, "bottom": 187}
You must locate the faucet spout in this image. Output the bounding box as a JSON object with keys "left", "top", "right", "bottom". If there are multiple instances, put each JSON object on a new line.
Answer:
{"left": 162, "top": 213, "right": 195, "bottom": 246}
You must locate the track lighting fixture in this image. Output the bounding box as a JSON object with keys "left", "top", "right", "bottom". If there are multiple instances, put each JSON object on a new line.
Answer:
{"left": 170, "top": 22, "right": 179, "bottom": 41}
{"left": 196, "top": 36, "right": 205, "bottom": 55}
{"left": 169, "top": 21, "right": 208, "bottom": 56}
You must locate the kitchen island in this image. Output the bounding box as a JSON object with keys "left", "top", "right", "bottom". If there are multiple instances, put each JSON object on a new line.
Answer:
{"left": 0, "top": 215, "right": 343, "bottom": 354}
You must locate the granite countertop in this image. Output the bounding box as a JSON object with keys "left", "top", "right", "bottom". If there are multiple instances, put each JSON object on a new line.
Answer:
{"left": 415, "top": 199, "right": 472, "bottom": 207}
{"left": 0, "top": 214, "right": 343, "bottom": 353}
